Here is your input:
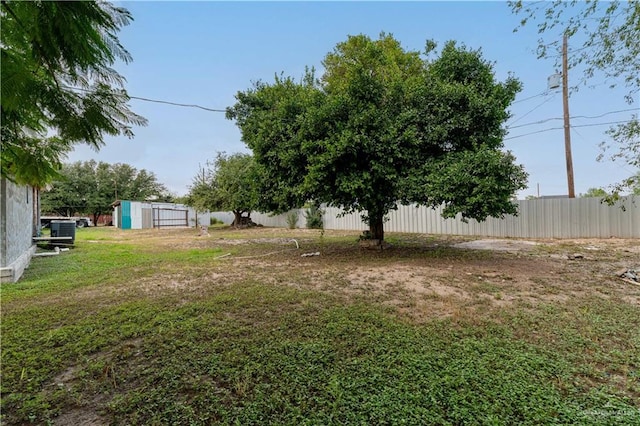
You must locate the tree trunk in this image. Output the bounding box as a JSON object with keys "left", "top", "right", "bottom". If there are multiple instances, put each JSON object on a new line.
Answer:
{"left": 92, "top": 213, "right": 101, "bottom": 226}
{"left": 232, "top": 211, "right": 243, "bottom": 227}
{"left": 369, "top": 214, "right": 384, "bottom": 242}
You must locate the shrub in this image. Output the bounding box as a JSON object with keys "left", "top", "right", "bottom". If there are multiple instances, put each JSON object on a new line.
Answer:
{"left": 286, "top": 211, "right": 299, "bottom": 229}
{"left": 305, "top": 204, "right": 324, "bottom": 229}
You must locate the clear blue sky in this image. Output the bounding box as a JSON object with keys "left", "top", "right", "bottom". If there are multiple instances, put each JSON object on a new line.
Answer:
{"left": 68, "top": 1, "right": 638, "bottom": 199}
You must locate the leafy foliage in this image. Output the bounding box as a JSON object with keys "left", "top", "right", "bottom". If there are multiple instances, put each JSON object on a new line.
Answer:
{"left": 227, "top": 34, "right": 527, "bottom": 241}
{"left": 510, "top": 0, "right": 639, "bottom": 196}
{"left": 40, "top": 161, "right": 169, "bottom": 223}
{"left": 1, "top": 0, "right": 147, "bottom": 186}
{"left": 580, "top": 187, "right": 609, "bottom": 198}
{"left": 184, "top": 153, "right": 260, "bottom": 225}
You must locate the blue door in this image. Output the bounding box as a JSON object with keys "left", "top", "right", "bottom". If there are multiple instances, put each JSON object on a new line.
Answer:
{"left": 121, "top": 201, "right": 131, "bottom": 229}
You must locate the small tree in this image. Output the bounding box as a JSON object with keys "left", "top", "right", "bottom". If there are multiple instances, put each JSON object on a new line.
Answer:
{"left": 185, "top": 153, "right": 260, "bottom": 227}
{"left": 304, "top": 204, "right": 324, "bottom": 229}
{"left": 286, "top": 211, "right": 299, "bottom": 229}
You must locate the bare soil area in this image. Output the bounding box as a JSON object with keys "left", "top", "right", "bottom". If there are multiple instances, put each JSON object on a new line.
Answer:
{"left": 151, "top": 228, "right": 640, "bottom": 323}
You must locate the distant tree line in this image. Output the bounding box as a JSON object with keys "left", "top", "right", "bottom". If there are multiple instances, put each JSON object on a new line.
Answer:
{"left": 41, "top": 160, "right": 171, "bottom": 225}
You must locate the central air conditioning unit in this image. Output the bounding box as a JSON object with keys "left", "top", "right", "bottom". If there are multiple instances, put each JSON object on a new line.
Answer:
{"left": 50, "top": 220, "right": 76, "bottom": 246}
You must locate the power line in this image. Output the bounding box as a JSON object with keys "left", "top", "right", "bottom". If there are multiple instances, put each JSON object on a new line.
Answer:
{"left": 512, "top": 90, "right": 552, "bottom": 104}
{"left": 571, "top": 119, "right": 632, "bottom": 129}
{"left": 128, "top": 95, "right": 227, "bottom": 113}
{"left": 572, "top": 108, "right": 639, "bottom": 120}
{"left": 508, "top": 93, "right": 558, "bottom": 126}
{"left": 63, "top": 85, "right": 637, "bottom": 126}
{"left": 504, "top": 119, "right": 630, "bottom": 141}
{"left": 507, "top": 108, "right": 638, "bottom": 130}
{"left": 63, "top": 85, "right": 227, "bottom": 113}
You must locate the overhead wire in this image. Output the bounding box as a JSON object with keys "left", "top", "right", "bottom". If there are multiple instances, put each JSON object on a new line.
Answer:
{"left": 508, "top": 93, "right": 558, "bottom": 126}
{"left": 512, "top": 90, "right": 552, "bottom": 104}
{"left": 128, "top": 95, "right": 227, "bottom": 113}
{"left": 62, "top": 84, "right": 228, "bottom": 113}
{"left": 507, "top": 108, "right": 638, "bottom": 130}
{"left": 62, "top": 85, "right": 637, "bottom": 141}
{"left": 504, "top": 119, "right": 630, "bottom": 141}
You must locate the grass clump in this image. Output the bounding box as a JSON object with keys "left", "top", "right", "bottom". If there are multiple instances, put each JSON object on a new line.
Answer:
{"left": 304, "top": 204, "right": 324, "bottom": 229}
{"left": 285, "top": 211, "right": 299, "bottom": 229}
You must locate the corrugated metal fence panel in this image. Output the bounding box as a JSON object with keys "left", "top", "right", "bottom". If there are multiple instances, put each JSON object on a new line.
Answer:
{"left": 211, "top": 212, "right": 235, "bottom": 225}
{"left": 142, "top": 208, "right": 153, "bottom": 229}
{"left": 193, "top": 212, "right": 211, "bottom": 227}
{"left": 211, "top": 196, "right": 639, "bottom": 238}
{"left": 251, "top": 211, "right": 293, "bottom": 228}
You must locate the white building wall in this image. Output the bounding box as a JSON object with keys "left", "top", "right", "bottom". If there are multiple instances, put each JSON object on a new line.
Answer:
{"left": 1, "top": 179, "right": 37, "bottom": 282}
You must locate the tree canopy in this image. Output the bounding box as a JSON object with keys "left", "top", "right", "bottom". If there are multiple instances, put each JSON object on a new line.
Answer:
{"left": 227, "top": 34, "right": 527, "bottom": 242}
{"left": 510, "top": 0, "right": 639, "bottom": 196}
{"left": 184, "top": 153, "right": 260, "bottom": 226}
{"left": 41, "top": 160, "right": 169, "bottom": 224}
{"left": 1, "top": 0, "right": 147, "bottom": 187}
{"left": 579, "top": 187, "right": 608, "bottom": 198}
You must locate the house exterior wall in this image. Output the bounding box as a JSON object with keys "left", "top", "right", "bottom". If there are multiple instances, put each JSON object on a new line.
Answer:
{"left": 1, "top": 178, "right": 37, "bottom": 283}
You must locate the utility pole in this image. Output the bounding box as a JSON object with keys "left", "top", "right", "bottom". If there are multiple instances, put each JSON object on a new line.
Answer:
{"left": 562, "top": 34, "right": 576, "bottom": 198}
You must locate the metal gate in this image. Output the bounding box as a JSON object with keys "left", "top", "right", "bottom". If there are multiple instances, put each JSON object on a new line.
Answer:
{"left": 153, "top": 208, "right": 188, "bottom": 228}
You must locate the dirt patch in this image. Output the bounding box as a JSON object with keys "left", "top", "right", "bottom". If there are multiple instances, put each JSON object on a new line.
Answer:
{"left": 214, "top": 237, "right": 309, "bottom": 246}
{"left": 53, "top": 410, "right": 107, "bottom": 426}
{"left": 454, "top": 239, "right": 540, "bottom": 252}
{"left": 40, "top": 232, "right": 640, "bottom": 320}
{"left": 205, "top": 234, "right": 640, "bottom": 321}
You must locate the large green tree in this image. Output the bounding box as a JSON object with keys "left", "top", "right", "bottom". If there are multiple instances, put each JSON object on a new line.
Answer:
{"left": 510, "top": 0, "right": 639, "bottom": 195}
{"left": 185, "top": 153, "right": 260, "bottom": 226}
{"left": 41, "top": 161, "right": 169, "bottom": 225}
{"left": 1, "top": 0, "right": 147, "bottom": 186}
{"left": 227, "top": 34, "right": 527, "bottom": 242}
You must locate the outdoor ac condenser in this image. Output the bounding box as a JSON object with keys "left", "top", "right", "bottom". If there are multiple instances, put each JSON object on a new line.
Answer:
{"left": 50, "top": 220, "right": 76, "bottom": 246}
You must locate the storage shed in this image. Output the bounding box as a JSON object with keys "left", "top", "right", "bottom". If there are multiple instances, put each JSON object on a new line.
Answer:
{"left": 112, "top": 200, "right": 211, "bottom": 229}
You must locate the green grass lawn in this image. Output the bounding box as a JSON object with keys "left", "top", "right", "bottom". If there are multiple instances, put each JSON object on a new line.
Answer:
{"left": 2, "top": 227, "right": 639, "bottom": 425}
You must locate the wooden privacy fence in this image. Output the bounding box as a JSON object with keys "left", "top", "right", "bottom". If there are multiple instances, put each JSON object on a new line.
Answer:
{"left": 212, "top": 196, "right": 639, "bottom": 238}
